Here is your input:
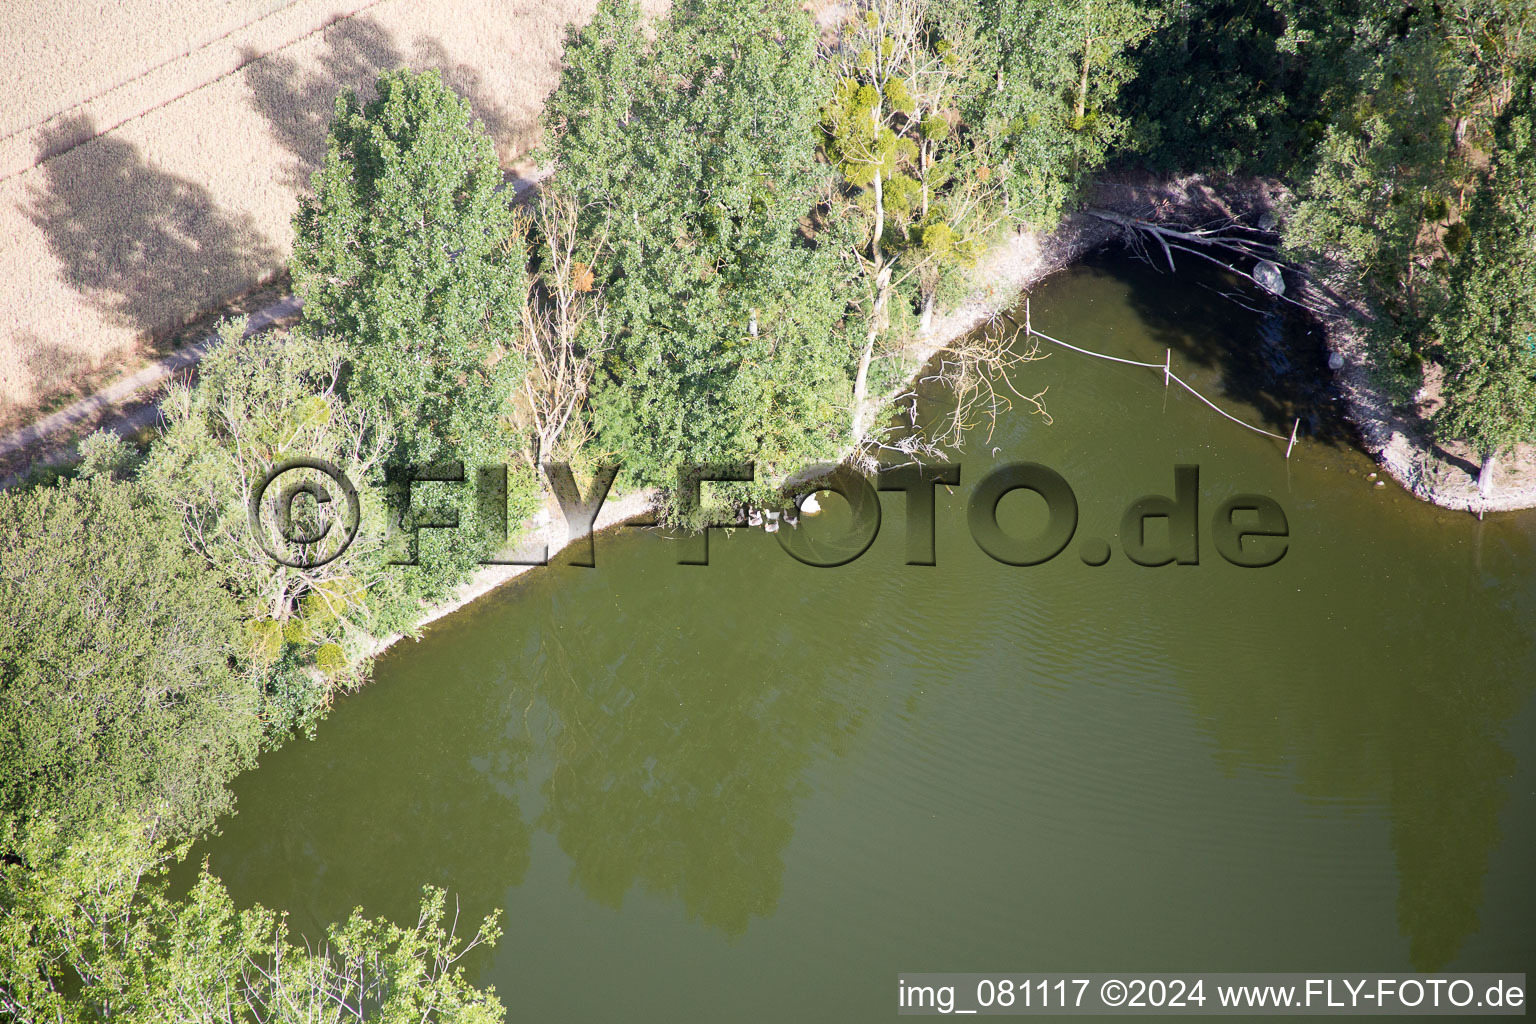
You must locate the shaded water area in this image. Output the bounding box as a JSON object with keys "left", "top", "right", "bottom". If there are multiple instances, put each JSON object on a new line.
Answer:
{"left": 184, "top": 252, "right": 1536, "bottom": 1020}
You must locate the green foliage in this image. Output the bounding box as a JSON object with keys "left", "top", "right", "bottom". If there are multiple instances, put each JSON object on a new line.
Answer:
{"left": 1127, "top": 0, "right": 1536, "bottom": 178}
{"left": 0, "top": 816, "right": 504, "bottom": 1024}
{"left": 0, "top": 479, "right": 257, "bottom": 842}
{"left": 1285, "top": 25, "right": 1458, "bottom": 290}
{"left": 315, "top": 642, "right": 349, "bottom": 675}
{"left": 1122, "top": 0, "right": 1360, "bottom": 176}
{"left": 75, "top": 429, "right": 139, "bottom": 481}
{"left": 142, "top": 324, "right": 386, "bottom": 627}
{"left": 823, "top": 0, "right": 1017, "bottom": 439}
{"left": 292, "top": 68, "right": 525, "bottom": 467}
{"left": 246, "top": 618, "right": 285, "bottom": 665}
{"left": 257, "top": 659, "right": 332, "bottom": 745}
{"left": 1434, "top": 67, "right": 1536, "bottom": 458}
{"left": 944, "top": 0, "right": 1158, "bottom": 225}
{"left": 142, "top": 320, "right": 529, "bottom": 697}
{"left": 1283, "top": 4, "right": 1536, "bottom": 395}
{"left": 545, "top": 0, "right": 854, "bottom": 491}
{"left": 140, "top": 67, "right": 549, "bottom": 740}
{"left": 824, "top": 78, "right": 918, "bottom": 191}
{"left": 538, "top": 0, "right": 649, "bottom": 211}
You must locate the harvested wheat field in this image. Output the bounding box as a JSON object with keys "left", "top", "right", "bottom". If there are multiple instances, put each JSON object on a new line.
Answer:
{"left": 0, "top": 0, "right": 665, "bottom": 431}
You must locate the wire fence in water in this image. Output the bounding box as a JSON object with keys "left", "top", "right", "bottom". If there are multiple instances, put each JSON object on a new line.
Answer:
{"left": 1022, "top": 298, "right": 1301, "bottom": 457}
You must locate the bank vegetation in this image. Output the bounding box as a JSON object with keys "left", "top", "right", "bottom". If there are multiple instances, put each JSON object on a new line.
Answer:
{"left": 4, "top": 0, "right": 1535, "bottom": 1019}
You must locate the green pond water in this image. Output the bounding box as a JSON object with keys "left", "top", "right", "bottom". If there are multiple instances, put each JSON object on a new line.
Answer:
{"left": 185, "top": 253, "right": 1536, "bottom": 1020}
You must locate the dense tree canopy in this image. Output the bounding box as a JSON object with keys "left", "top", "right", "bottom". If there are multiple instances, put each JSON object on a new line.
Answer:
{"left": 1434, "top": 69, "right": 1536, "bottom": 461}
{"left": 4, "top": 70, "right": 535, "bottom": 1024}
{"left": 292, "top": 68, "right": 525, "bottom": 466}
{"left": 1123, "top": 0, "right": 1361, "bottom": 176}
{"left": 950, "top": 0, "right": 1159, "bottom": 223}
{"left": 0, "top": 479, "right": 256, "bottom": 842}
{"left": 1272, "top": 3, "right": 1536, "bottom": 424}
{"left": 1283, "top": 14, "right": 1464, "bottom": 339}
{"left": 288, "top": 67, "right": 539, "bottom": 634}
{"left": 0, "top": 817, "right": 504, "bottom": 1024}
{"left": 544, "top": 0, "right": 855, "bottom": 491}
{"left": 144, "top": 323, "right": 386, "bottom": 622}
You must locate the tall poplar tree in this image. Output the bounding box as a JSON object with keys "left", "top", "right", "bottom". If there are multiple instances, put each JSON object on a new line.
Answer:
{"left": 292, "top": 68, "right": 525, "bottom": 466}
{"left": 544, "top": 0, "right": 853, "bottom": 490}
{"left": 290, "top": 69, "right": 532, "bottom": 587}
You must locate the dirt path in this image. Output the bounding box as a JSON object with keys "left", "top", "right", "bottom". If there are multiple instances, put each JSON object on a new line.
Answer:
{"left": 0, "top": 294, "right": 300, "bottom": 461}
{"left": 0, "top": 293, "right": 302, "bottom": 488}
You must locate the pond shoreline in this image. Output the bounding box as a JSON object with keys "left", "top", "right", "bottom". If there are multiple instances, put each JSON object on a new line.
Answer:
{"left": 371, "top": 203, "right": 1125, "bottom": 657}
{"left": 1314, "top": 306, "right": 1536, "bottom": 515}
{"left": 1075, "top": 172, "right": 1536, "bottom": 515}
{"left": 377, "top": 171, "right": 1536, "bottom": 656}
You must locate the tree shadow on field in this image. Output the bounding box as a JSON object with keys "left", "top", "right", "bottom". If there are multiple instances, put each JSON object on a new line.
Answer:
{"left": 3, "top": 329, "right": 120, "bottom": 419}
{"left": 412, "top": 35, "right": 519, "bottom": 158}
{"left": 243, "top": 16, "right": 516, "bottom": 190}
{"left": 242, "top": 18, "right": 403, "bottom": 190}
{"left": 25, "top": 115, "right": 279, "bottom": 341}
{"left": 1, "top": 330, "right": 88, "bottom": 409}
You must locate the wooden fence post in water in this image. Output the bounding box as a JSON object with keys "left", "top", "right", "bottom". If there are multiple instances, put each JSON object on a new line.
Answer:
{"left": 1015, "top": 304, "right": 1299, "bottom": 457}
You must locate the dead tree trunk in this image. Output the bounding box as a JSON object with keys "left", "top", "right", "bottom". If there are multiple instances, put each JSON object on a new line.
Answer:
{"left": 852, "top": 265, "right": 895, "bottom": 439}
{"left": 1084, "top": 208, "right": 1342, "bottom": 319}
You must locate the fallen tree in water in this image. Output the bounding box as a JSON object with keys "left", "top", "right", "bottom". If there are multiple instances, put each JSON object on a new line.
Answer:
{"left": 1083, "top": 207, "right": 1345, "bottom": 321}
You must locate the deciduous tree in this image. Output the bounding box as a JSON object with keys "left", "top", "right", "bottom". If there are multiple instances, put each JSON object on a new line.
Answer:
{"left": 825, "top": 0, "right": 1009, "bottom": 439}
{"left": 1434, "top": 67, "right": 1536, "bottom": 478}
{"left": 943, "top": 0, "right": 1157, "bottom": 223}
{"left": 544, "top": 0, "right": 854, "bottom": 493}
{"left": 0, "top": 479, "right": 255, "bottom": 842}
{"left": 0, "top": 816, "right": 504, "bottom": 1024}
{"left": 144, "top": 323, "right": 388, "bottom": 632}
{"left": 1284, "top": 4, "right": 1536, "bottom": 393}
{"left": 291, "top": 68, "right": 525, "bottom": 467}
